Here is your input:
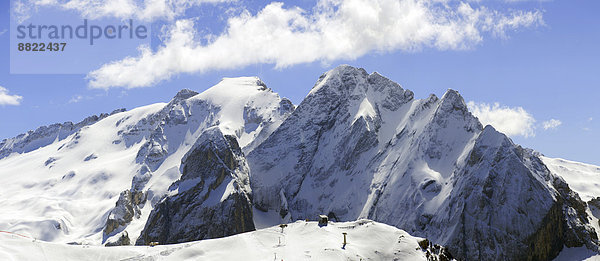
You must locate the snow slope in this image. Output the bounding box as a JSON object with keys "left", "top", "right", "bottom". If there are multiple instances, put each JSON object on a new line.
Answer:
{"left": 0, "top": 220, "right": 450, "bottom": 261}
{"left": 542, "top": 157, "right": 600, "bottom": 202}
{"left": 0, "top": 103, "right": 165, "bottom": 244}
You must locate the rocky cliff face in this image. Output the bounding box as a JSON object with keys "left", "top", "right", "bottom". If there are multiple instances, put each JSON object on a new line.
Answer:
{"left": 247, "top": 65, "right": 599, "bottom": 260}
{"left": 440, "top": 126, "right": 598, "bottom": 260}
{"left": 135, "top": 127, "right": 254, "bottom": 245}
{"left": 248, "top": 66, "right": 415, "bottom": 216}
{"left": 102, "top": 190, "right": 146, "bottom": 245}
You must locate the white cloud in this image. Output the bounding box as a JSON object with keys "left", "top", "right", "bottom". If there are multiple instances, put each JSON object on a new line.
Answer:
{"left": 87, "top": 0, "right": 543, "bottom": 89}
{"left": 491, "top": 9, "right": 546, "bottom": 38}
{"left": 69, "top": 95, "right": 83, "bottom": 103}
{"left": 542, "top": 119, "right": 561, "bottom": 130}
{"left": 0, "top": 29, "right": 7, "bottom": 36}
{"left": 69, "top": 94, "right": 98, "bottom": 103}
{"left": 0, "top": 86, "right": 24, "bottom": 106}
{"left": 69, "top": 95, "right": 91, "bottom": 103}
{"left": 13, "top": 0, "right": 232, "bottom": 22}
{"left": 588, "top": 117, "right": 593, "bottom": 122}
{"left": 467, "top": 101, "right": 536, "bottom": 138}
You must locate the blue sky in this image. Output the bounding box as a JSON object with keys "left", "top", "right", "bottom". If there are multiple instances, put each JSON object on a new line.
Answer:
{"left": 0, "top": 0, "right": 598, "bottom": 165}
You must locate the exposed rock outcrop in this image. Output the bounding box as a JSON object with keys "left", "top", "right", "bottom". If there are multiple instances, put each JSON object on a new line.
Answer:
{"left": 136, "top": 127, "right": 254, "bottom": 245}
{"left": 519, "top": 177, "right": 599, "bottom": 260}
{"left": 589, "top": 197, "right": 600, "bottom": 228}
{"left": 103, "top": 190, "right": 146, "bottom": 241}
{"left": 418, "top": 238, "right": 454, "bottom": 261}
{"left": 104, "top": 231, "right": 131, "bottom": 247}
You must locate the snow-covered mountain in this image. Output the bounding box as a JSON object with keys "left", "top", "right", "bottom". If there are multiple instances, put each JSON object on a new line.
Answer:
{"left": 248, "top": 65, "right": 599, "bottom": 260}
{"left": 0, "top": 77, "right": 293, "bottom": 246}
{"left": 0, "top": 65, "right": 598, "bottom": 260}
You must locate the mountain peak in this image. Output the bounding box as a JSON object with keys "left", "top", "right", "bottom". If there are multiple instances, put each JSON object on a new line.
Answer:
{"left": 328, "top": 64, "right": 368, "bottom": 75}
{"left": 308, "top": 65, "right": 368, "bottom": 95}
{"left": 438, "top": 88, "right": 469, "bottom": 113}
{"left": 440, "top": 88, "right": 463, "bottom": 103}
{"left": 218, "top": 77, "right": 268, "bottom": 91}
{"left": 173, "top": 89, "right": 199, "bottom": 100}
{"left": 197, "top": 76, "right": 275, "bottom": 107}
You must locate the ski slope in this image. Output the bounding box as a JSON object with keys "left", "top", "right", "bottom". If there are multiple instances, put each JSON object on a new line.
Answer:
{"left": 0, "top": 220, "right": 442, "bottom": 261}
